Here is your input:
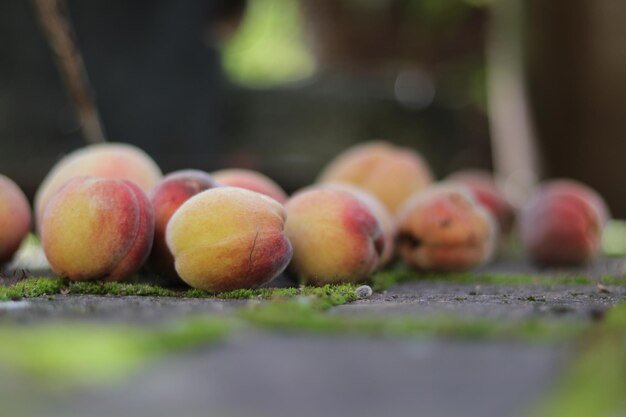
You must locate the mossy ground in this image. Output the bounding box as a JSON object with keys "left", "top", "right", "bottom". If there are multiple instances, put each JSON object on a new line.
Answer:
{"left": 1, "top": 264, "right": 625, "bottom": 415}
{"left": 2, "top": 267, "right": 624, "bottom": 302}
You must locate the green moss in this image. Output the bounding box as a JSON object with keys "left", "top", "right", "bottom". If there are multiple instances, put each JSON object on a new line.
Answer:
{"left": 369, "top": 268, "right": 623, "bottom": 291}
{"left": 3, "top": 269, "right": 624, "bottom": 302}
{"left": 242, "top": 299, "right": 586, "bottom": 341}
{"left": 0, "top": 317, "right": 232, "bottom": 385}
{"left": 531, "top": 302, "right": 626, "bottom": 417}
{"left": 0, "top": 277, "right": 64, "bottom": 300}
{"left": 0, "top": 277, "right": 359, "bottom": 303}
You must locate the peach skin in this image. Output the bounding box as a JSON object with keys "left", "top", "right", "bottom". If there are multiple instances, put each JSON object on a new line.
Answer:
{"left": 318, "top": 141, "right": 433, "bottom": 214}
{"left": 318, "top": 183, "right": 395, "bottom": 266}
{"left": 35, "top": 143, "right": 162, "bottom": 229}
{"left": 212, "top": 169, "right": 288, "bottom": 203}
{"left": 166, "top": 187, "right": 292, "bottom": 292}
{"left": 41, "top": 177, "right": 155, "bottom": 281}
{"left": 0, "top": 175, "right": 32, "bottom": 264}
{"left": 448, "top": 169, "right": 516, "bottom": 237}
{"left": 285, "top": 187, "right": 385, "bottom": 284}
{"left": 148, "top": 170, "right": 220, "bottom": 282}
{"left": 395, "top": 184, "right": 497, "bottom": 272}
{"left": 520, "top": 180, "right": 608, "bottom": 265}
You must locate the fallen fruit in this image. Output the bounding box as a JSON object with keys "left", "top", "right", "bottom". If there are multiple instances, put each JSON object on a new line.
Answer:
{"left": 0, "top": 174, "right": 32, "bottom": 264}
{"left": 148, "top": 170, "right": 220, "bottom": 282}
{"left": 285, "top": 187, "right": 385, "bottom": 284}
{"left": 520, "top": 179, "right": 608, "bottom": 265}
{"left": 35, "top": 143, "right": 162, "bottom": 228}
{"left": 318, "top": 141, "right": 433, "bottom": 214}
{"left": 41, "top": 177, "right": 155, "bottom": 281}
{"left": 212, "top": 168, "right": 288, "bottom": 204}
{"left": 395, "top": 184, "right": 497, "bottom": 272}
{"left": 166, "top": 187, "right": 292, "bottom": 292}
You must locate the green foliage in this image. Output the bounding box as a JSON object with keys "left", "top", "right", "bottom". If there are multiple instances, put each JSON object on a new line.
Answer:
{"left": 222, "top": 0, "right": 316, "bottom": 87}
{"left": 602, "top": 219, "right": 626, "bottom": 256}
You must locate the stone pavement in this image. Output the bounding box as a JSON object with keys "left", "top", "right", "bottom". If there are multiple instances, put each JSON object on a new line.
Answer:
{"left": 0, "top": 257, "right": 624, "bottom": 417}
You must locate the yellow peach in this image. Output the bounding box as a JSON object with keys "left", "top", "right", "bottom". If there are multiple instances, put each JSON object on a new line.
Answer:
{"left": 35, "top": 143, "right": 162, "bottom": 228}
{"left": 0, "top": 175, "right": 32, "bottom": 264}
{"left": 148, "top": 170, "right": 220, "bottom": 281}
{"left": 318, "top": 141, "right": 433, "bottom": 214}
{"left": 41, "top": 177, "right": 155, "bottom": 281}
{"left": 285, "top": 187, "right": 384, "bottom": 284}
{"left": 317, "top": 183, "right": 395, "bottom": 266}
{"left": 166, "top": 187, "right": 292, "bottom": 292}
{"left": 212, "top": 169, "right": 288, "bottom": 203}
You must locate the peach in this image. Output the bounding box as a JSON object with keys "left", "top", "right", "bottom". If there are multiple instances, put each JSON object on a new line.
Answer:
{"left": 395, "top": 185, "right": 497, "bottom": 272}
{"left": 285, "top": 187, "right": 385, "bottom": 284}
{"left": 447, "top": 169, "right": 516, "bottom": 236}
{"left": 148, "top": 170, "right": 220, "bottom": 281}
{"left": 0, "top": 175, "right": 32, "bottom": 264}
{"left": 520, "top": 180, "right": 608, "bottom": 265}
{"left": 166, "top": 187, "right": 292, "bottom": 292}
{"left": 318, "top": 183, "right": 395, "bottom": 266}
{"left": 41, "top": 177, "right": 155, "bottom": 281}
{"left": 212, "top": 169, "right": 288, "bottom": 204}
{"left": 317, "top": 141, "right": 433, "bottom": 214}
{"left": 35, "top": 143, "right": 162, "bottom": 228}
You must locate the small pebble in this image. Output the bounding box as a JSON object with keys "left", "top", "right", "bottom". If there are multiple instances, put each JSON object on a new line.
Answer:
{"left": 355, "top": 285, "right": 373, "bottom": 299}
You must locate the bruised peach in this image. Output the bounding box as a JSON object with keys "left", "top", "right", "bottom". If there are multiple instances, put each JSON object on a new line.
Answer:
{"left": 41, "top": 177, "right": 155, "bottom": 281}
{"left": 0, "top": 175, "right": 32, "bottom": 264}
{"left": 147, "top": 170, "right": 220, "bottom": 281}
{"left": 285, "top": 188, "right": 385, "bottom": 284}
{"left": 318, "top": 183, "right": 395, "bottom": 266}
{"left": 166, "top": 187, "right": 292, "bottom": 292}
{"left": 212, "top": 169, "right": 288, "bottom": 204}
{"left": 448, "top": 169, "right": 515, "bottom": 237}
{"left": 318, "top": 141, "right": 433, "bottom": 214}
{"left": 35, "top": 143, "right": 162, "bottom": 228}
{"left": 396, "top": 185, "right": 497, "bottom": 272}
{"left": 520, "top": 180, "right": 608, "bottom": 265}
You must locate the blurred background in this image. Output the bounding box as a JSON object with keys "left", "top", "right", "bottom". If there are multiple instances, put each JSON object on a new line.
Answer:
{"left": 1, "top": 0, "right": 626, "bottom": 215}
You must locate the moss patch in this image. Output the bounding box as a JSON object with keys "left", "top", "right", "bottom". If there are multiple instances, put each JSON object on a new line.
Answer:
{"left": 0, "top": 317, "right": 233, "bottom": 385}
{"left": 370, "top": 268, "right": 625, "bottom": 292}
{"left": 0, "top": 277, "right": 359, "bottom": 303}
{"left": 241, "top": 299, "right": 587, "bottom": 341}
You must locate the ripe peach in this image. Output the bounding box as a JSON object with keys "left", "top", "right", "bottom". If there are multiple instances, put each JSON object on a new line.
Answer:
{"left": 166, "top": 187, "right": 292, "bottom": 292}
{"left": 285, "top": 187, "right": 385, "bottom": 284}
{"left": 148, "top": 170, "right": 220, "bottom": 281}
{"left": 212, "top": 169, "right": 288, "bottom": 203}
{"left": 520, "top": 180, "right": 608, "bottom": 265}
{"left": 35, "top": 143, "right": 162, "bottom": 228}
{"left": 318, "top": 183, "right": 395, "bottom": 266}
{"left": 395, "top": 185, "right": 497, "bottom": 272}
{"left": 447, "top": 169, "right": 516, "bottom": 236}
{"left": 0, "top": 175, "right": 32, "bottom": 264}
{"left": 41, "top": 177, "right": 155, "bottom": 281}
{"left": 317, "top": 141, "right": 433, "bottom": 214}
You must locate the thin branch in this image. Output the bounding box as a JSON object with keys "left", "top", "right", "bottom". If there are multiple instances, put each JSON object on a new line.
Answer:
{"left": 33, "top": 0, "right": 106, "bottom": 144}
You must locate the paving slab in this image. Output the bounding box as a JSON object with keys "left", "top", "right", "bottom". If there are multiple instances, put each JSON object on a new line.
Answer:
{"left": 1, "top": 334, "right": 565, "bottom": 417}
{"left": 334, "top": 282, "right": 626, "bottom": 320}
{"left": 0, "top": 295, "right": 245, "bottom": 325}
